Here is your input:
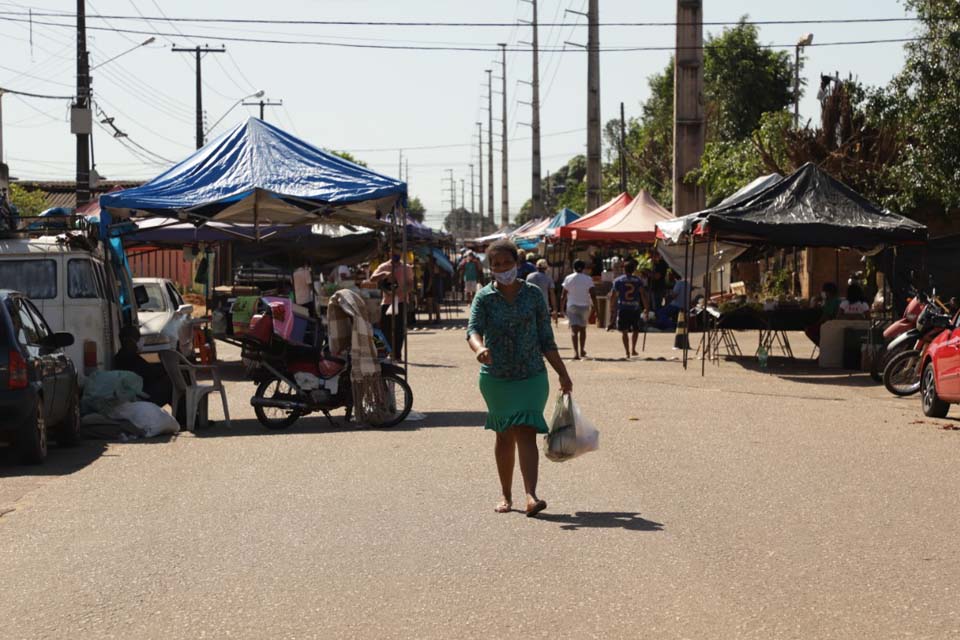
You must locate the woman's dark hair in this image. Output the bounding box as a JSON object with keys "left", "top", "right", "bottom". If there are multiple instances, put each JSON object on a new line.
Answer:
{"left": 573, "top": 259, "right": 586, "bottom": 272}
{"left": 846, "top": 283, "right": 865, "bottom": 303}
{"left": 822, "top": 282, "right": 838, "bottom": 296}
{"left": 487, "top": 238, "right": 519, "bottom": 262}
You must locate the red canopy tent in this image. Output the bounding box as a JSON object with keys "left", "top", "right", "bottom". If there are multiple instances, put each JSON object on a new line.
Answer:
{"left": 568, "top": 190, "right": 672, "bottom": 243}
{"left": 554, "top": 192, "right": 632, "bottom": 240}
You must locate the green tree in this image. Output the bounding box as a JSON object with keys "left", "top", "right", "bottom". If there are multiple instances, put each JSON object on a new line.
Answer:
{"left": 406, "top": 196, "right": 426, "bottom": 222}
{"left": 8, "top": 183, "right": 48, "bottom": 217}
{"left": 443, "top": 207, "right": 496, "bottom": 238}
{"left": 704, "top": 19, "right": 795, "bottom": 142}
{"left": 881, "top": 0, "right": 960, "bottom": 215}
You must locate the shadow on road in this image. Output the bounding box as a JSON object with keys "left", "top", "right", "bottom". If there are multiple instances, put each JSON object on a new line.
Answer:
{"left": 724, "top": 356, "right": 878, "bottom": 388}
{"left": 0, "top": 440, "right": 108, "bottom": 478}
{"left": 534, "top": 511, "right": 664, "bottom": 532}
{"left": 192, "top": 410, "right": 487, "bottom": 438}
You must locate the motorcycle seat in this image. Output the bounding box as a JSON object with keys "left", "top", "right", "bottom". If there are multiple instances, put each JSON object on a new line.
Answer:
{"left": 317, "top": 358, "right": 345, "bottom": 378}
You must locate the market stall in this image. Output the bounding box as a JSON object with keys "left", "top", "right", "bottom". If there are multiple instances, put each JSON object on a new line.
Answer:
{"left": 656, "top": 163, "right": 927, "bottom": 373}
{"left": 100, "top": 117, "right": 411, "bottom": 370}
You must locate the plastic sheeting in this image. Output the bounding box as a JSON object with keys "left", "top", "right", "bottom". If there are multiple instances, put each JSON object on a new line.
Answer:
{"left": 699, "top": 163, "right": 926, "bottom": 248}
{"left": 657, "top": 240, "right": 747, "bottom": 283}
{"left": 656, "top": 174, "right": 782, "bottom": 244}
{"left": 99, "top": 118, "right": 407, "bottom": 227}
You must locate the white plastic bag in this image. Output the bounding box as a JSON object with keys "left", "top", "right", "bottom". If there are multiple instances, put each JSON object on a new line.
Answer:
{"left": 108, "top": 402, "right": 180, "bottom": 438}
{"left": 543, "top": 394, "right": 599, "bottom": 462}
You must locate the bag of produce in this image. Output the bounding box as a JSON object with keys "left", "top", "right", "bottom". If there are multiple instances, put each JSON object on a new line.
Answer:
{"left": 543, "top": 394, "right": 599, "bottom": 462}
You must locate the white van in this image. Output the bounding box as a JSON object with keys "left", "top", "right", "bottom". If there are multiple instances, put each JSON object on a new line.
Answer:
{"left": 0, "top": 236, "right": 127, "bottom": 382}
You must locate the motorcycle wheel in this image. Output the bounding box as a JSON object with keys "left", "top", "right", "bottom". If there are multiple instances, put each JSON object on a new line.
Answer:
{"left": 364, "top": 372, "right": 414, "bottom": 429}
{"left": 882, "top": 349, "right": 922, "bottom": 396}
{"left": 871, "top": 341, "right": 911, "bottom": 383}
{"left": 254, "top": 378, "right": 303, "bottom": 429}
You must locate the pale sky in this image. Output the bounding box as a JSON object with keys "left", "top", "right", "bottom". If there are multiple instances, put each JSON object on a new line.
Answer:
{"left": 0, "top": 0, "right": 917, "bottom": 227}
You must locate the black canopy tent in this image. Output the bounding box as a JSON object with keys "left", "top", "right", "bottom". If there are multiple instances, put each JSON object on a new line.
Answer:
{"left": 670, "top": 163, "right": 927, "bottom": 373}
{"left": 697, "top": 163, "right": 927, "bottom": 248}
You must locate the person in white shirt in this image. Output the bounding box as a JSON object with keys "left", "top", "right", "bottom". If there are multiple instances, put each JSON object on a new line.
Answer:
{"left": 839, "top": 283, "right": 871, "bottom": 316}
{"left": 292, "top": 262, "right": 314, "bottom": 315}
{"left": 560, "top": 259, "right": 597, "bottom": 360}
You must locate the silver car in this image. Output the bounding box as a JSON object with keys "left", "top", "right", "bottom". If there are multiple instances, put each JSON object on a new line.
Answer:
{"left": 133, "top": 278, "right": 194, "bottom": 358}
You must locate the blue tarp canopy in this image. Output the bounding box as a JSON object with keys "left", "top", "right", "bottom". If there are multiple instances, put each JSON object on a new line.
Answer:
{"left": 99, "top": 118, "right": 407, "bottom": 230}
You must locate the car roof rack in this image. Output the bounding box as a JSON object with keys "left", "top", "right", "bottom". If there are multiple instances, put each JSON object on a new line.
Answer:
{"left": 0, "top": 214, "right": 99, "bottom": 241}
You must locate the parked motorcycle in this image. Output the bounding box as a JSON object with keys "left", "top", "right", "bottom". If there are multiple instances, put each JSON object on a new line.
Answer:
{"left": 882, "top": 304, "right": 955, "bottom": 396}
{"left": 241, "top": 312, "right": 413, "bottom": 430}
{"left": 871, "top": 286, "right": 947, "bottom": 382}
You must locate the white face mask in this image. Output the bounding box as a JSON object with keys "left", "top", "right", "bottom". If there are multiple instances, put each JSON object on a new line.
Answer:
{"left": 494, "top": 267, "right": 518, "bottom": 286}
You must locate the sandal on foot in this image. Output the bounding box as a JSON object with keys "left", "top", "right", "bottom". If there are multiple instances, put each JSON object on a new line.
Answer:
{"left": 525, "top": 500, "right": 547, "bottom": 518}
{"left": 494, "top": 501, "right": 512, "bottom": 513}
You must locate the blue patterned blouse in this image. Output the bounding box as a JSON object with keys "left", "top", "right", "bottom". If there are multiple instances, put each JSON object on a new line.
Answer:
{"left": 467, "top": 281, "right": 558, "bottom": 380}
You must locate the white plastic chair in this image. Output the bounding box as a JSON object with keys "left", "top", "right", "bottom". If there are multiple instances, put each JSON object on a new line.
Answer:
{"left": 160, "top": 350, "right": 231, "bottom": 431}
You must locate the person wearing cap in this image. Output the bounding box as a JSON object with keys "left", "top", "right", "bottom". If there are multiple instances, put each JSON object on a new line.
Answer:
{"left": 526, "top": 258, "right": 556, "bottom": 316}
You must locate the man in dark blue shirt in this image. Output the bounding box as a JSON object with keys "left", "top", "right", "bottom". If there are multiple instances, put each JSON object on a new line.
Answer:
{"left": 610, "top": 259, "right": 650, "bottom": 358}
{"left": 516, "top": 250, "right": 537, "bottom": 280}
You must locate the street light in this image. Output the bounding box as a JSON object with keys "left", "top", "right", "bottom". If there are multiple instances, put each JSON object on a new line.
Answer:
{"left": 91, "top": 37, "right": 156, "bottom": 70}
{"left": 205, "top": 90, "right": 264, "bottom": 138}
{"left": 794, "top": 33, "right": 814, "bottom": 129}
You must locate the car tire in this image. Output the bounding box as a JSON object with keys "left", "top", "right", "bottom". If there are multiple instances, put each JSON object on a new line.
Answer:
{"left": 55, "top": 387, "right": 82, "bottom": 447}
{"left": 921, "top": 363, "right": 950, "bottom": 418}
{"left": 18, "top": 397, "right": 48, "bottom": 465}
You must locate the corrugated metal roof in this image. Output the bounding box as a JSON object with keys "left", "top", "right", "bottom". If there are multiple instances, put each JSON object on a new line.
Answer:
{"left": 11, "top": 180, "right": 144, "bottom": 210}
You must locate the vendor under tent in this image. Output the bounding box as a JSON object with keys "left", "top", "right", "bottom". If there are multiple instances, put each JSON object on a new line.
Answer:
{"left": 655, "top": 163, "right": 927, "bottom": 374}
{"left": 566, "top": 190, "right": 672, "bottom": 244}
{"left": 555, "top": 192, "right": 632, "bottom": 240}
{"left": 100, "top": 117, "right": 413, "bottom": 375}
{"left": 100, "top": 118, "right": 407, "bottom": 234}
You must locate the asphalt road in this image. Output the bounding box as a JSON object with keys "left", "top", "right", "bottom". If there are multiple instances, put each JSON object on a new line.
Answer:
{"left": 2, "top": 314, "right": 960, "bottom": 639}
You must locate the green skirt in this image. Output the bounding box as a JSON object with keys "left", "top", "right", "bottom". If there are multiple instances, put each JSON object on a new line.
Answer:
{"left": 479, "top": 371, "right": 549, "bottom": 434}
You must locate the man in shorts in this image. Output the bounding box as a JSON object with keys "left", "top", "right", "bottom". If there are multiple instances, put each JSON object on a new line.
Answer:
{"left": 561, "top": 259, "right": 596, "bottom": 360}
{"left": 610, "top": 259, "right": 650, "bottom": 358}
{"left": 461, "top": 251, "right": 481, "bottom": 304}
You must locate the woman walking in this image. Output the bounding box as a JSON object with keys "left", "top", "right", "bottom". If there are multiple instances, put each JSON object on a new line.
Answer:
{"left": 467, "top": 239, "right": 573, "bottom": 516}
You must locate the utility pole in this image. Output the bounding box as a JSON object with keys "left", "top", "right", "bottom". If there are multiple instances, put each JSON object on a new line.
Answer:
{"left": 405, "top": 158, "right": 409, "bottom": 186}
{"left": 619, "top": 101, "right": 627, "bottom": 193}
{"left": 486, "top": 69, "right": 495, "bottom": 226}
{"left": 74, "top": 0, "right": 92, "bottom": 207}
{"left": 460, "top": 178, "right": 465, "bottom": 213}
{"left": 498, "top": 43, "right": 509, "bottom": 227}
{"left": 242, "top": 97, "right": 282, "bottom": 120}
{"left": 475, "top": 121, "right": 484, "bottom": 220}
{"left": 0, "top": 91, "right": 8, "bottom": 191}
{"left": 521, "top": 0, "right": 544, "bottom": 219}
{"left": 673, "top": 0, "right": 706, "bottom": 215}
{"left": 398, "top": 150, "right": 403, "bottom": 180}
{"left": 469, "top": 163, "right": 475, "bottom": 213}
{"left": 585, "top": 0, "right": 602, "bottom": 211}
{"left": 172, "top": 44, "right": 226, "bottom": 149}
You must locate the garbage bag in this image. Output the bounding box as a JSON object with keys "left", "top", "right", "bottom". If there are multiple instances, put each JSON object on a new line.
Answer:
{"left": 108, "top": 402, "right": 180, "bottom": 438}
{"left": 81, "top": 369, "right": 146, "bottom": 416}
{"left": 543, "top": 394, "right": 599, "bottom": 462}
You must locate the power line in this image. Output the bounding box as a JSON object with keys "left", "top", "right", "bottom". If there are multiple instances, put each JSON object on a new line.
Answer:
{"left": 0, "top": 16, "right": 928, "bottom": 53}
{"left": 0, "top": 10, "right": 934, "bottom": 28}
{"left": 0, "top": 85, "right": 71, "bottom": 99}
{"left": 342, "top": 127, "right": 585, "bottom": 153}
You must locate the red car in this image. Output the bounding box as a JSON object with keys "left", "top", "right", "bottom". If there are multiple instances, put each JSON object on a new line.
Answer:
{"left": 921, "top": 320, "right": 960, "bottom": 417}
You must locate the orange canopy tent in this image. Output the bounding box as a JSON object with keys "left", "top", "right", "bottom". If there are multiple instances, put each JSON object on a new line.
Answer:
{"left": 567, "top": 190, "right": 672, "bottom": 244}
{"left": 554, "top": 192, "right": 632, "bottom": 240}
